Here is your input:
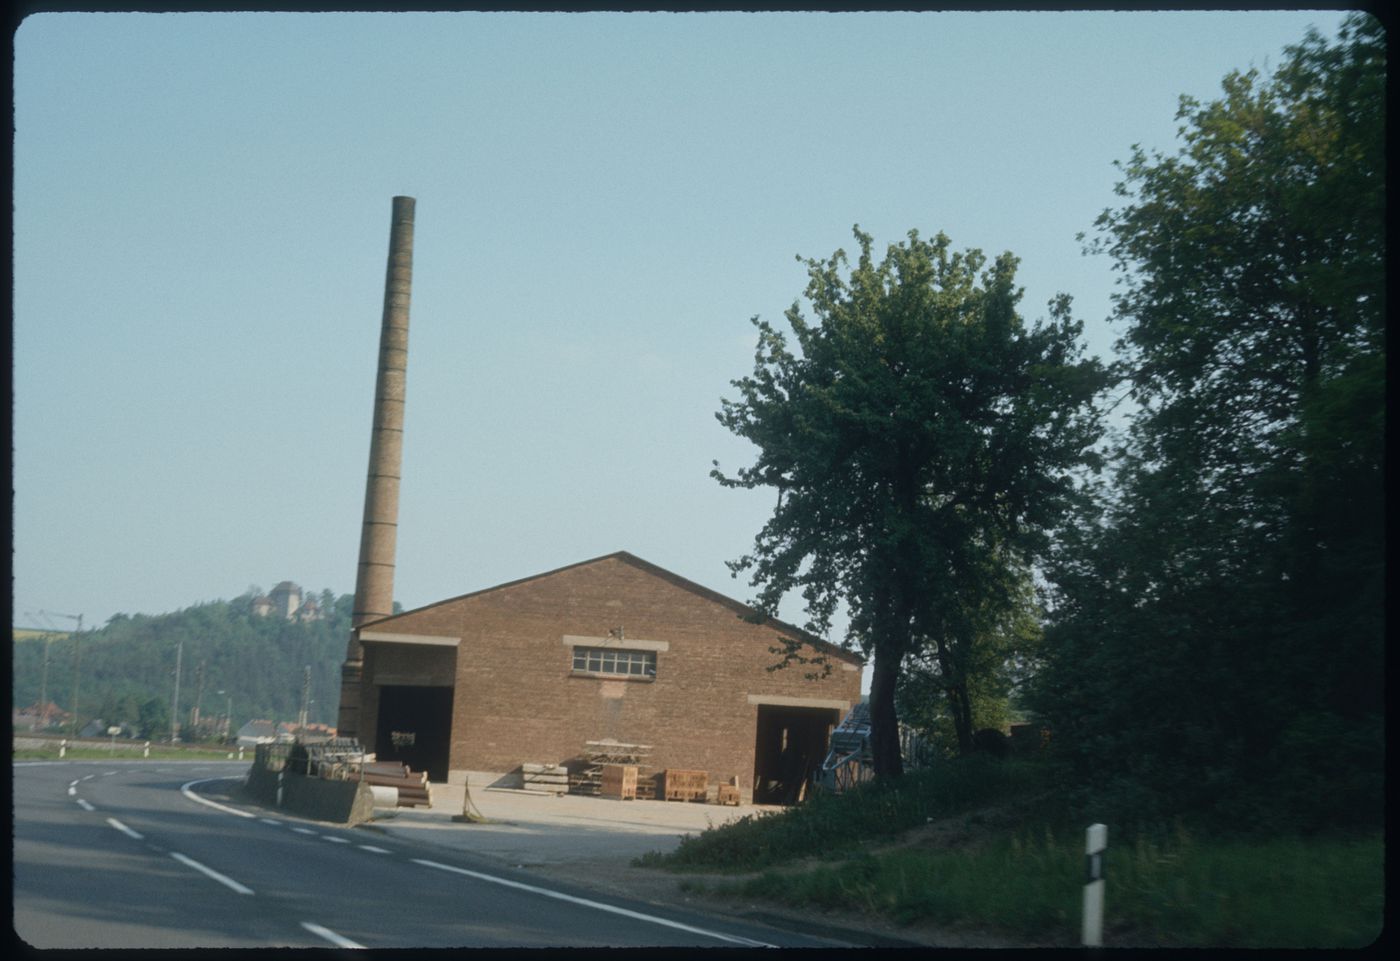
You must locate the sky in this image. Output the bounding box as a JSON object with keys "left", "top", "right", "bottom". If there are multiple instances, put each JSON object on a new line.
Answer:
{"left": 13, "top": 9, "right": 1353, "bottom": 663}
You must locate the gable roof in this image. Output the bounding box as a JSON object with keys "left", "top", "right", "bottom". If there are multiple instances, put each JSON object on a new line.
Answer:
{"left": 362, "top": 550, "right": 864, "bottom": 668}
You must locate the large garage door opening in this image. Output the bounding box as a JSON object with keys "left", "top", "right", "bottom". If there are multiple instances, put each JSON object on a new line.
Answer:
{"left": 753, "top": 705, "right": 839, "bottom": 804}
{"left": 373, "top": 685, "right": 453, "bottom": 782}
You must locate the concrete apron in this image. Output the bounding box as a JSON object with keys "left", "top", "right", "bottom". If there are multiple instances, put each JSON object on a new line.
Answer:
{"left": 361, "top": 771, "right": 781, "bottom": 867}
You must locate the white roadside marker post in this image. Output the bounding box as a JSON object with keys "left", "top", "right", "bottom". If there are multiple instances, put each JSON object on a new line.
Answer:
{"left": 1083, "top": 823, "right": 1108, "bottom": 947}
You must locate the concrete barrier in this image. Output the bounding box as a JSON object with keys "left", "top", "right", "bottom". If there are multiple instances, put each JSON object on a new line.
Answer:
{"left": 282, "top": 773, "right": 376, "bottom": 825}
{"left": 246, "top": 751, "right": 376, "bottom": 824}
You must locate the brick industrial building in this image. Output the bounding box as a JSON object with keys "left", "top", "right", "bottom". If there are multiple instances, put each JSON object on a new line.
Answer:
{"left": 337, "top": 201, "right": 858, "bottom": 803}
{"left": 347, "top": 551, "right": 863, "bottom": 803}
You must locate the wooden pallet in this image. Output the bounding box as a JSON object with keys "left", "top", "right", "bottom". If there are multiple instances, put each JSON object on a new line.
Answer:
{"left": 600, "top": 764, "right": 638, "bottom": 800}
{"left": 571, "top": 740, "right": 651, "bottom": 796}
{"left": 660, "top": 768, "right": 708, "bottom": 802}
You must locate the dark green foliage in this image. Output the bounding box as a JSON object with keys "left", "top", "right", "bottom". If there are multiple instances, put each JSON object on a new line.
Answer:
{"left": 12, "top": 590, "right": 353, "bottom": 737}
{"left": 643, "top": 755, "right": 1057, "bottom": 873}
{"left": 1032, "top": 15, "right": 1384, "bottom": 832}
{"left": 693, "top": 824, "right": 1382, "bottom": 947}
{"left": 895, "top": 567, "right": 1042, "bottom": 756}
{"left": 714, "top": 228, "right": 1108, "bottom": 772}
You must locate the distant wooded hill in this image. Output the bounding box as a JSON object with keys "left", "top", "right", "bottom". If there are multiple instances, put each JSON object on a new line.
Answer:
{"left": 12, "top": 590, "right": 356, "bottom": 739}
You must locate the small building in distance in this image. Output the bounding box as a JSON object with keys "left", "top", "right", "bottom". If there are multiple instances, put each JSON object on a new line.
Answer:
{"left": 345, "top": 551, "right": 864, "bottom": 803}
{"left": 12, "top": 701, "right": 70, "bottom": 732}
{"left": 250, "top": 581, "right": 323, "bottom": 622}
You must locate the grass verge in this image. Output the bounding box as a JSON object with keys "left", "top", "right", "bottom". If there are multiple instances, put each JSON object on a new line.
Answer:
{"left": 637, "top": 757, "right": 1383, "bottom": 948}
{"left": 684, "top": 826, "right": 1382, "bottom": 947}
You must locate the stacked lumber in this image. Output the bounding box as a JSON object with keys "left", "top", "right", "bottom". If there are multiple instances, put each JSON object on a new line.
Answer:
{"left": 570, "top": 740, "right": 651, "bottom": 796}
{"left": 660, "top": 768, "right": 708, "bottom": 802}
{"left": 716, "top": 776, "right": 741, "bottom": 806}
{"left": 520, "top": 762, "right": 570, "bottom": 794}
{"left": 361, "top": 761, "right": 431, "bottom": 807}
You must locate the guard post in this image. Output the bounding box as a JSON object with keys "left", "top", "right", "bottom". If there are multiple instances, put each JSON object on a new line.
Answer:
{"left": 1083, "top": 823, "right": 1107, "bottom": 947}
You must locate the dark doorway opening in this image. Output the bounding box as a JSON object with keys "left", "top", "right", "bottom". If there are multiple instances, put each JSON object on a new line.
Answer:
{"left": 373, "top": 685, "right": 453, "bottom": 782}
{"left": 753, "top": 704, "right": 839, "bottom": 804}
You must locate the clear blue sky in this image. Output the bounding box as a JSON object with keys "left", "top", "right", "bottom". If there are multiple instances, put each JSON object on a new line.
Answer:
{"left": 13, "top": 11, "right": 1350, "bottom": 656}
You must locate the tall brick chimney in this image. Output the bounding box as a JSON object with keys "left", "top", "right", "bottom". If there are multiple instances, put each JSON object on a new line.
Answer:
{"left": 338, "top": 195, "right": 415, "bottom": 741}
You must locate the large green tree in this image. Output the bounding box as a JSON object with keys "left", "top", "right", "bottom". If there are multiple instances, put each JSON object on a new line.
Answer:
{"left": 714, "top": 228, "right": 1108, "bottom": 775}
{"left": 1033, "top": 15, "right": 1384, "bottom": 828}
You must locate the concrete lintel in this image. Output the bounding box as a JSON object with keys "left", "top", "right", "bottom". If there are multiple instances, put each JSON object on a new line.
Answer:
{"left": 562, "top": 634, "right": 669, "bottom": 652}
{"left": 746, "top": 694, "right": 851, "bottom": 712}
{"left": 372, "top": 673, "right": 453, "bottom": 688}
{"left": 360, "top": 630, "right": 460, "bottom": 647}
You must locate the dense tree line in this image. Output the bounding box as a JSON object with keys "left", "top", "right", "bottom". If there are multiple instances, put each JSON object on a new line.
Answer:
{"left": 716, "top": 14, "right": 1382, "bottom": 831}
{"left": 1030, "top": 15, "right": 1384, "bottom": 832}
{"left": 12, "top": 590, "right": 354, "bottom": 740}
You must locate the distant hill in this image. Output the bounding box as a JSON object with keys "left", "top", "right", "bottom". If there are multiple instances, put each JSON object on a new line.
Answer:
{"left": 11, "top": 590, "right": 355, "bottom": 740}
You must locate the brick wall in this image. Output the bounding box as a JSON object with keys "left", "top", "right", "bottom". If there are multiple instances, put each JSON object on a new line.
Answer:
{"left": 358, "top": 553, "right": 862, "bottom": 800}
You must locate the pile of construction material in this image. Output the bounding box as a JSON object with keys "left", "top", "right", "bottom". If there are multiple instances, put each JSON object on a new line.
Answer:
{"left": 285, "top": 738, "right": 430, "bottom": 808}
{"left": 659, "top": 768, "right": 708, "bottom": 802}
{"left": 294, "top": 738, "right": 369, "bottom": 779}
{"left": 360, "top": 761, "right": 431, "bottom": 807}
{"left": 569, "top": 740, "right": 652, "bottom": 797}
{"left": 518, "top": 762, "right": 570, "bottom": 794}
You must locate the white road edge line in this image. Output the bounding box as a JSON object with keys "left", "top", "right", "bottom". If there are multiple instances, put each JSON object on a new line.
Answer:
{"left": 181, "top": 778, "right": 256, "bottom": 818}
{"left": 300, "top": 921, "right": 364, "bottom": 949}
{"left": 170, "top": 852, "right": 254, "bottom": 895}
{"left": 411, "top": 859, "right": 775, "bottom": 948}
{"left": 107, "top": 817, "right": 144, "bottom": 840}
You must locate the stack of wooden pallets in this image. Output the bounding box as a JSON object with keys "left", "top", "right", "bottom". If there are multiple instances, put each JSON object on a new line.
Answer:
{"left": 660, "top": 768, "right": 708, "bottom": 802}
{"left": 716, "top": 776, "right": 741, "bottom": 806}
{"left": 519, "top": 762, "right": 570, "bottom": 794}
{"left": 569, "top": 740, "right": 652, "bottom": 796}
{"left": 599, "top": 763, "right": 638, "bottom": 800}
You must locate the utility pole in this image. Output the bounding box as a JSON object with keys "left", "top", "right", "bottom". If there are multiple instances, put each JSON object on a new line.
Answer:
{"left": 192, "top": 661, "right": 206, "bottom": 735}
{"left": 170, "top": 637, "right": 183, "bottom": 744}
{"left": 39, "top": 633, "right": 51, "bottom": 730}
{"left": 38, "top": 612, "right": 83, "bottom": 736}
{"left": 25, "top": 613, "right": 54, "bottom": 731}
{"left": 298, "top": 665, "right": 311, "bottom": 735}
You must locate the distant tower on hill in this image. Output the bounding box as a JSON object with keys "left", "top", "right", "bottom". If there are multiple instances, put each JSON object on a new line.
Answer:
{"left": 268, "top": 582, "right": 303, "bottom": 619}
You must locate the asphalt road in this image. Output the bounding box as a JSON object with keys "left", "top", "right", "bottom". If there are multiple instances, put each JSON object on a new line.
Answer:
{"left": 12, "top": 760, "right": 839, "bottom": 949}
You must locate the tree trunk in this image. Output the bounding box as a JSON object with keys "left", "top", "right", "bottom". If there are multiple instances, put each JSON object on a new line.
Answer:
{"left": 946, "top": 680, "right": 975, "bottom": 757}
{"left": 868, "top": 646, "right": 905, "bottom": 779}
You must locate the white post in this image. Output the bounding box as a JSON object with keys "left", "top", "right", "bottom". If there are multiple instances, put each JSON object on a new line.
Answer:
{"left": 143, "top": 741, "right": 150, "bottom": 758}
{"left": 59, "top": 739, "right": 66, "bottom": 758}
{"left": 1083, "top": 823, "right": 1108, "bottom": 947}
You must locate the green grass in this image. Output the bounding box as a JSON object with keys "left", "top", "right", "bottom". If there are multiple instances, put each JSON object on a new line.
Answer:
{"left": 636, "top": 756, "right": 1382, "bottom": 948}
{"left": 685, "top": 826, "right": 1382, "bottom": 948}
{"left": 636, "top": 755, "right": 1058, "bottom": 873}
